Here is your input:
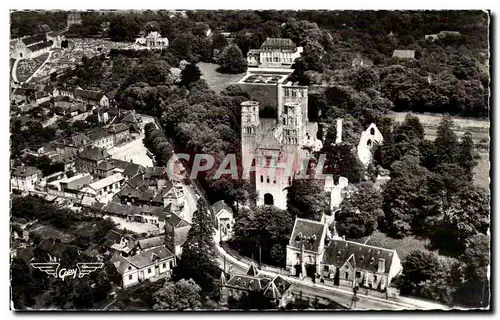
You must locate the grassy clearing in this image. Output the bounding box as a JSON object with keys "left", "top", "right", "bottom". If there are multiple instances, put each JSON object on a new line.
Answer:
{"left": 391, "top": 111, "right": 490, "bottom": 131}
{"left": 197, "top": 62, "right": 246, "bottom": 93}
{"left": 351, "top": 230, "right": 434, "bottom": 262}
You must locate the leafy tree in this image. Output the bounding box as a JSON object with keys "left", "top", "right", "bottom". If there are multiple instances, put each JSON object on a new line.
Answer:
{"left": 461, "top": 233, "right": 490, "bottom": 282}
{"left": 454, "top": 233, "right": 490, "bottom": 308}
{"left": 217, "top": 44, "right": 247, "bottom": 74}
{"left": 174, "top": 199, "right": 220, "bottom": 298}
{"left": 11, "top": 258, "right": 38, "bottom": 309}
{"left": 395, "top": 114, "right": 425, "bottom": 142}
{"left": 457, "top": 131, "right": 478, "bottom": 180}
{"left": 382, "top": 155, "right": 439, "bottom": 238}
{"left": 434, "top": 116, "right": 459, "bottom": 166}
{"left": 211, "top": 31, "right": 228, "bottom": 52}
{"left": 419, "top": 256, "right": 463, "bottom": 306}
{"left": 302, "top": 39, "right": 325, "bottom": 72}
{"left": 347, "top": 67, "right": 380, "bottom": 91}
{"left": 322, "top": 143, "right": 363, "bottom": 183}
{"left": 336, "top": 182, "right": 383, "bottom": 238}
{"left": 153, "top": 279, "right": 202, "bottom": 310}
{"left": 429, "top": 163, "right": 470, "bottom": 209}
{"left": 394, "top": 250, "right": 441, "bottom": 297}
{"left": 230, "top": 206, "right": 293, "bottom": 267}
{"left": 287, "top": 178, "right": 330, "bottom": 221}
{"left": 180, "top": 63, "right": 202, "bottom": 88}
{"left": 432, "top": 185, "right": 489, "bottom": 255}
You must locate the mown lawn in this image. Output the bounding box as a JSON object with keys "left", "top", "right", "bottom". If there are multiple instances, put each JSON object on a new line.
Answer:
{"left": 197, "top": 62, "right": 246, "bottom": 93}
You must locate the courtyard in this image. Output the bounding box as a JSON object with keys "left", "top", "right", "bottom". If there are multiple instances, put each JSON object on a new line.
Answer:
{"left": 107, "top": 113, "right": 158, "bottom": 168}
{"left": 103, "top": 215, "right": 159, "bottom": 234}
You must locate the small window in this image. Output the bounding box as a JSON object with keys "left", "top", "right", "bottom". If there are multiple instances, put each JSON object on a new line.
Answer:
{"left": 324, "top": 265, "right": 329, "bottom": 272}
{"left": 345, "top": 272, "right": 349, "bottom": 280}
{"left": 163, "top": 263, "right": 166, "bottom": 268}
{"left": 128, "top": 266, "right": 132, "bottom": 270}
{"left": 148, "top": 268, "right": 151, "bottom": 274}
{"left": 374, "top": 275, "right": 378, "bottom": 282}
{"left": 356, "top": 271, "right": 361, "bottom": 278}
{"left": 266, "top": 176, "right": 270, "bottom": 184}
{"left": 370, "top": 128, "right": 375, "bottom": 135}
{"left": 128, "top": 275, "right": 133, "bottom": 280}
{"left": 260, "top": 175, "right": 263, "bottom": 183}
{"left": 367, "top": 139, "right": 372, "bottom": 147}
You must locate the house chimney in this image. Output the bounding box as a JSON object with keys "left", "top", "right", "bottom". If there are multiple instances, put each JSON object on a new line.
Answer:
{"left": 335, "top": 118, "right": 342, "bottom": 144}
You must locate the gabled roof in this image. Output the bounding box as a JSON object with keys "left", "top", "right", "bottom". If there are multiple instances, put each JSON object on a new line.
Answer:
{"left": 105, "top": 230, "right": 125, "bottom": 244}
{"left": 74, "top": 89, "right": 106, "bottom": 102}
{"left": 392, "top": 50, "right": 415, "bottom": 59}
{"left": 78, "top": 146, "right": 110, "bottom": 161}
{"left": 125, "top": 174, "right": 144, "bottom": 188}
{"left": 12, "top": 166, "right": 41, "bottom": 178}
{"left": 87, "top": 127, "right": 112, "bottom": 142}
{"left": 289, "top": 218, "right": 326, "bottom": 252}
{"left": 89, "top": 173, "right": 124, "bottom": 191}
{"left": 32, "top": 91, "right": 49, "bottom": 100}
{"left": 22, "top": 34, "right": 46, "bottom": 46}
{"left": 263, "top": 275, "right": 291, "bottom": 299}
{"left": 126, "top": 246, "right": 173, "bottom": 269}
{"left": 322, "top": 239, "right": 396, "bottom": 275}
{"left": 212, "top": 200, "right": 233, "bottom": 218}
{"left": 137, "top": 236, "right": 165, "bottom": 250}
{"left": 121, "top": 111, "right": 141, "bottom": 124}
{"left": 246, "top": 263, "right": 259, "bottom": 276}
{"left": 96, "top": 160, "right": 116, "bottom": 171}
{"left": 261, "top": 38, "right": 296, "bottom": 51}
{"left": 225, "top": 275, "right": 270, "bottom": 292}
{"left": 165, "top": 211, "right": 190, "bottom": 228}
{"left": 29, "top": 41, "right": 53, "bottom": 52}
{"left": 108, "top": 123, "right": 129, "bottom": 134}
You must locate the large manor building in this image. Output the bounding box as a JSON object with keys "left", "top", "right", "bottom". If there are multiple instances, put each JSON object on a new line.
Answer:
{"left": 247, "top": 38, "right": 303, "bottom": 69}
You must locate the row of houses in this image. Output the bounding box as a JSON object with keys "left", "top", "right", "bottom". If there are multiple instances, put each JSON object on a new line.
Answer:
{"left": 285, "top": 218, "right": 402, "bottom": 292}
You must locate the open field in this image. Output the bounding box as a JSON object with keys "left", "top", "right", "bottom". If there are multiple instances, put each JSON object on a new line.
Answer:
{"left": 391, "top": 111, "right": 490, "bottom": 142}
{"left": 197, "top": 62, "right": 245, "bottom": 93}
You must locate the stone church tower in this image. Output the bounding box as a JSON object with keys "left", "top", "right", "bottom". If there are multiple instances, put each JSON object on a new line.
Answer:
{"left": 241, "top": 83, "right": 322, "bottom": 210}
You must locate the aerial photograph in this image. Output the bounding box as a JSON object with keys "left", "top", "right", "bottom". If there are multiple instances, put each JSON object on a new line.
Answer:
{"left": 9, "top": 9, "right": 490, "bottom": 311}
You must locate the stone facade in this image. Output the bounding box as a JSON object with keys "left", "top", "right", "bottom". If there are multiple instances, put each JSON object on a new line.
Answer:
{"left": 285, "top": 217, "right": 403, "bottom": 292}
{"left": 247, "top": 38, "right": 303, "bottom": 69}
{"left": 241, "top": 83, "right": 323, "bottom": 210}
